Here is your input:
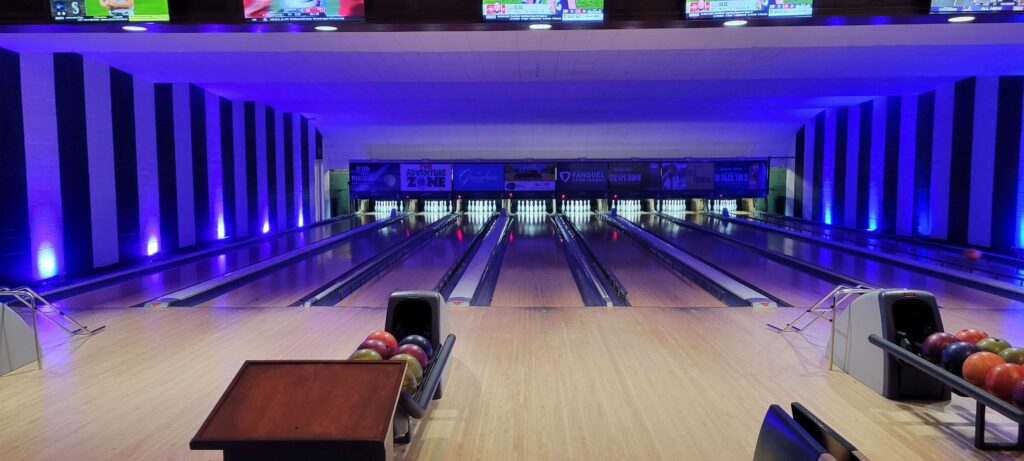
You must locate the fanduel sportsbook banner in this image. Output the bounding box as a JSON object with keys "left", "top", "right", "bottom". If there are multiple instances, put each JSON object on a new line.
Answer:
{"left": 608, "top": 162, "right": 661, "bottom": 191}
{"left": 454, "top": 163, "right": 505, "bottom": 191}
{"left": 400, "top": 163, "right": 452, "bottom": 192}
{"left": 557, "top": 162, "right": 608, "bottom": 192}
{"left": 350, "top": 163, "right": 400, "bottom": 193}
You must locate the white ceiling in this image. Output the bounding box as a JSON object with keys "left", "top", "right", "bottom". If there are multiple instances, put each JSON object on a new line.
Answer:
{"left": 2, "top": 23, "right": 1023, "bottom": 164}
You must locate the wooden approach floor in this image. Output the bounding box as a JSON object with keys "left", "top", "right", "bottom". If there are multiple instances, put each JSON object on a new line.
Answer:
{"left": 1, "top": 306, "right": 1023, "bottom": 460}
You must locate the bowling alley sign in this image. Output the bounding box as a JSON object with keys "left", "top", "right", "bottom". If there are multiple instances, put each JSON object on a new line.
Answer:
{"left": 557, "top": 162, "right": 609, "bottom": 192}
{"left": 400, "top": 163, "right": 452, "bottom": 192}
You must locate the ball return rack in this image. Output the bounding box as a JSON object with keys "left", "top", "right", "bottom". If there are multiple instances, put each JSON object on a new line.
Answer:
{"left": 869, "top": 334, "right": 1024, "bottom": 451}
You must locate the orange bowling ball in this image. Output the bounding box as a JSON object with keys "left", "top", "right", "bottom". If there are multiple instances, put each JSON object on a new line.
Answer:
{"left": 963, "top": 248, "right": 983, "bottom": 261}
{"left": 963, "top": 352, "right": 1005, "bottom": 386}
{"left": 955, "top": 328, "right": 989, "bottom": 344}
{"left": 985, "top": 363, "right": 1024, "bottom": 401}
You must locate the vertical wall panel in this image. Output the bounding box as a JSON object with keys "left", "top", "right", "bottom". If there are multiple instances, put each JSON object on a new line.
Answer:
{"left": 219, "top": 97, "right": 237, "bottom": 239}
{"left": 844, "top": 104, "right": 861, "bottom": 229}
{"left": 881, "top": 96, "right": 901, "bottom": 233}
{"left": 255, "top": 103, "right": 269, "bottom": 233}
{"left": 967, "top": 77, "right": 998, "bottom": 248}
{"left": 315, "top": 128, "right": 324, "bottom": 221}
{"left": 2, "top": 49, "right": 32, "bottom": 283}
{"left": 189, "top": 84, "right": 211, "bottom": 244}
{"left": 822, "top": 109, "right": 837, "bottom": 225}
{"left": 896, "top": 95, "right": 918, "bottom": 236}
{"left": 154, "top": 83, "right": 179, "bottom": 252}
{"left": 275, "top": 109, "right": 287, "bottom": 230}
{"left": 172, "top": 83, "right": 195, "bottom": 248}
{"left": 134, "top": 79, "right": 161, "bottom": 256}
{"left": 265, "top": 105, "right": 279, "bottom": 232}
{"left": 83, "top": 58, "right": 119, "bottom": 268}
{"left": 292, "top": 113, "right": 304, "bottom": 226}
{"left": 930, "top": 84, "right": 955, "bottom": 240}
{"left": 811, "top": 111, "right": 825, "bottom": 222}
{"left": 235, "top": 101, "right": 250, "bottom": 238}
{"left": 301, "top": 116, "right": 311, "bottom": 222}
{"left": 1018, "top": 86, "right": 1024, "bottom": 249}
{"left": 856, "top": 100, "right": 873, "bottom": 229}
{"left": 793, "top": 126, "right": 806, "bottom": 218}
{"left": 284, "top": 113, "right": 296, "bottom": 227}
{"left": 948, "top": 78, "right": 976, "bottom": 246}
{"left": 914, "top": 91, "right": 936, "bottom": 237}
{"left": 110, "top": 68, "right": 141, "bottom": 263}
{"left": 868, "top": 97, "right": 887, "bottom": 231}
{"left": 21, "top": 53, "right": 63, "bottom": 281}
{"left": 53, "top": 53, "right": 93, "bottom": 275}
{"left": 833, "top": 108, "right": 849, "bottom": 226}
{"left": 244, "top": 101, "right": 259, "bottom": 236}
{"left": 992, "top": 77, "right": 1024, "bottom": 251}
{"left": 205, "top": 91, "right": 225, "bottom": 240}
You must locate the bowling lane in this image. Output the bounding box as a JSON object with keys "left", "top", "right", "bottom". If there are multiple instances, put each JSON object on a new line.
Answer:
{"left": 197, "top": 215, "right": 435, "bottom": 307}
{"left": 569, "top": 214, "right": 725, "bottom": 307}
{"left": 338, "top": 214, "right": 487, "bottom": 307}
{"left": 490, "top": 214, "right": 585, "bottom": 307}
{"left": 631, "top": 213, "right": 836, "bottom": 307}
{"left": 742, "top": 213, "right": 1024, "bottom": 284}
{"left": 54, "top": 215, "right": 374, "bottom": 309}
{"left": 686, "top": 213, "right": 1024, "bottom": 310}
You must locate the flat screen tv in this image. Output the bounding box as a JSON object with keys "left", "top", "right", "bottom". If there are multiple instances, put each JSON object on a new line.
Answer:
{"left": 483, "top": 0, "right": 604, "bottom": 22}
{"left": 686, "top": 0, "right": 813, "bottom": 19}
{"left": 50, "top": 0, "right": 170, "bottom": 22}
{"left": 243, "top": 0, "right": 364, "bottom": 22}
{"left": 931, "top": 0, "right": 1023, "bottom": 13}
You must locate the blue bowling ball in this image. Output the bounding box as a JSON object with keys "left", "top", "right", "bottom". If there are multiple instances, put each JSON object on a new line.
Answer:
{"left": 941, "top": 341, "right": 980, "bottom": 376}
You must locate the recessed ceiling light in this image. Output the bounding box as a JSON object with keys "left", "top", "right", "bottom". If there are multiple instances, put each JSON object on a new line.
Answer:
{"left": 723, "top": 20, "right": 748, "bottom": 27}
{"left": 122, "top": 25, "right": 147, "bottom": 32}
{"left": 529, "top": 24, "right": 552, "bottom": 30}
{"left": 315, "top": 25, "right": 339, "bottom": 32}
{"left": 947, "top": 16, "right": 975, "bottom": 23}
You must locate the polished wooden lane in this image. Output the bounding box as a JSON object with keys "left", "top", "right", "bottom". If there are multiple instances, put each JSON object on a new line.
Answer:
{"left": 636, "top": 213, "right": 838, "bottom": 307}
{"left": 490, "top": 215, "right": 584, "bottom": 307}
{"left": 339, "top": 216, "right": 483, "bottom": 308}
{"left": 571, "top": 214, "right": 725, "bottom": 307}
{"left": 51, "top": 215, "right": 373, "bottom": 310}
{"left": 2, "top": 306, "right": 1022, "bottom": 460}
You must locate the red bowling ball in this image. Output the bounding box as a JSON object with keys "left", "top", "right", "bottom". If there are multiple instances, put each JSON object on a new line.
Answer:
{"left": 921, "top": 332, "right": 957, "bottom": 363}
{"left": 397, "top": 344, "right": 429, "bottom": 369}
{"left": 985, "top": 363, "right": 1024, "bottom": 401}
{"left": 358, "top": 339, "right": 392, "bottom": 359}
{"left": 366, "top": 331, "right": 398, "bottom": 356}
{"left": 954, "top": 328, "right": 988, "bottom": 344}
{"left": 1014, "top": 380, "right": 1024, "bottom": 408}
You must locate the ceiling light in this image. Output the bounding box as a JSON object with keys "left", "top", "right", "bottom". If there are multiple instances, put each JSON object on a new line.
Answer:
{"left": 529, "top": 24, "right": 552, "bottom": 30}
{"left": 121, "top": 25, "right": 147, "bottom": 32}
{"left": 723, "top": 20, "right": 748, "bottom": 27}
{"left": 947, "top": 16, "right": 975, "bottom": 23}
{"left": 315, "top": 25, "right": 339, "bottom": 32}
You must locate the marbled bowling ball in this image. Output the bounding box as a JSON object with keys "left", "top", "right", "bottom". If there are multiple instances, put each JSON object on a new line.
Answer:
{"left": 400, "top": 334, "right": 433, "bottom": 358}
{"left": 941, "top": 342, "right": 981, "bottom": 376}
{"left": 401, "top": 369, "right": 419, "bottom": 393}
{"left": 921, "top": 332, "right": 957, "bottom": 363}
{"left": 985, "top": 363, "right": 1024, "bottom": 401}
{"left": 955, "top": 328, "right": 988, "bottom": 344}
{"left": 962, "top": 352, "right": 1005, "bottom": 387}
{"left": 999, "top": 347, "right": 1024, "bottom": 365}
{"left": 358, "top": 339, "right": 391, "bottom": 359}
{"left": 1013, "top": 380, "right": 1024, "bottom": 408}
{"left": 366, "top": 330, "right": 398, "bottom": 356}
{"left": 391, "top": 353, "right": 424, "bottom": 383}
{"left": 397, "top": 344, "right": 429, "bottom": 369}
{"left": 349, "top": 349, "right": 382, "bottom": 361}
{"left": 976, "top": 337, "right": 1012, "bottom": 354}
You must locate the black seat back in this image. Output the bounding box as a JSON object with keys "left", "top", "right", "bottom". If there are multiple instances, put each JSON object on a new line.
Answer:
{"left": 753, "top": 405, "right": 830, "bottom": 461}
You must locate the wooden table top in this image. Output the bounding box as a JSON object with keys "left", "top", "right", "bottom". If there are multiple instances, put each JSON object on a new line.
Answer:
{"left": 191, "top": 360, "right": 405, "bottom": 449}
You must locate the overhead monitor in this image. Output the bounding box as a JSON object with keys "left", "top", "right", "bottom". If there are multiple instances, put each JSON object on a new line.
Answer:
{"left": 243, "top": 0, "right": 365, "bottom": 22}
{"left": 685, "top": 0, "right": 813, "bottom": 19}
{"left": 50, "top": 0, "right": 170, "bottom": 22}
{"left": 931, "top": 0, "right": 1023, "bottom": 13}
{"left": 483, "top": 0, "right": 604, "bottom": 22}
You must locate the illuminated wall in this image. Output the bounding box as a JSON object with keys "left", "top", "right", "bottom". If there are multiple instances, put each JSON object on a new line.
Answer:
{"left": 0, "top": 49, "right": 323, "bottom": 286}
{"left": 790, "top": 76, "right": 1024, "bottom": 251}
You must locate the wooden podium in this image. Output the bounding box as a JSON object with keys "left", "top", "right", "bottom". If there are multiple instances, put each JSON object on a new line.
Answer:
{"left": 191, "top": 361, "right": 406, "bottom": 461}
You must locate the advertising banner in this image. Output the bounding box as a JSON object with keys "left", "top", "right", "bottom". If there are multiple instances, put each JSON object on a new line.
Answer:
{"left": 400, "top": 163, "right": 452, "bottom": 192}
{"left": 556, "top": 163, "right": 608, "bottom": 192}
{"left": 661, "top": 162, "right": 714, "bottom": 191}
{"left": 714, "top": 160, "right": 769, "bottom": 197}
{"left": 453, "top": 163, "right": 505, "bottom": 191}
{"left": 608, "top": 162, "right": 661, "bottom": 191}
{"left": 505, "top": 163, "right": 556, "bottom": 192}
{"left": 350, "top": 163, "right": 400, "bottom": 193}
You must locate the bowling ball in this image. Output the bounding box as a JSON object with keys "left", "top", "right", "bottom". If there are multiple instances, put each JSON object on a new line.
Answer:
{"left": 390, "top": 353, "right": 424, "bottom": 383}
{"left": 963, "top": 352, "right": 1005, "bottom": 386}
{"left": 985, "top": 363, "right": 1024, "bottom": 401}
{"left": 999, "top": 347, "right": 1024, "bottom": 365}
{"left": 1014, "top": 380, "right": 1024, "bottom": 408}
{"left": 399, "top": 335, "right": 433, "bottom": 358}
{"left": 963, "top": 248, "right": 983, "bottom": 261}
{"left": 955, "top": 328, "right": 989, "bottom": 344}
{"left": 401, "top": 368, "right": 419, "bottom": 393}
{"left": 941, "top": 342, "right": 981, "bottom": 376}
{"left": 366, "top": 331, "right": 398, "bottom": 356}
{"left": 349, "top": 349, "right": 382, "bottom": 361}
{"left": 976, "top": 337, "right": 1012, "bottom": 354}
{"left": 358, "top": 339, "right": 391, "bottom": 359}
{"left": 397, "top": 344, "right": 429, "bottom": 369}
{"left": 921, "top": 332, "right": 958, "bottom": 362}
